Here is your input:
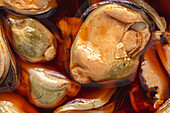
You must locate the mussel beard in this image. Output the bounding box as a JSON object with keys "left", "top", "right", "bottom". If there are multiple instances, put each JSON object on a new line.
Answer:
{"left": 70, "top": 3, "right": 151, "bottom": 84}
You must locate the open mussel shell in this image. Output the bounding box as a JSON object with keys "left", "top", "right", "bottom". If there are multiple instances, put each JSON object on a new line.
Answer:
{"left": 54, "top": 87, "right": 116, "bottom": 113}
{"left": 140, "top": 46, "right": 169, "bottom": 109}
{"left": 0, "top": 92, "right": 38, "bottom": 113}
{"left": 6, "top": 14, "right": 57, "bottom": 63}
{"left": 16, "top": 60, "right": 81, "bottom": 108}
{"left": 70, "top": 0, "right": 157, "bottom": 84}
{"left": 0, "top": 0, "right": 57, "bottom": 15}
{"left": 0, "top": 15, "right": 18, "bottom": 92}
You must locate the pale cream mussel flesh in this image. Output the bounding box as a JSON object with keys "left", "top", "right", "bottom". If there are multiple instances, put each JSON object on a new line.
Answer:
{"left": 70, "top": 1, "right": 157, "bottom": 84}
{"left": 0, "top": 0, "right": 57, "bottom": 15}
{"left": 0, "top": 15, "right": 18, "bottom": 92}
{"left": 27, "top": 68, "right": 81, "bottom": 108}
{"left": 6, "top": 14, "right": 57, "bottom": 63}
{"left": 16, "top": 60, "right": 81, "bottom": 109}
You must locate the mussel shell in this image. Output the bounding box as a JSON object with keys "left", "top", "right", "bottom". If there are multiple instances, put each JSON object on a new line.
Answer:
{"left": 0, "top": 15, "right": 18, "bottom": 92}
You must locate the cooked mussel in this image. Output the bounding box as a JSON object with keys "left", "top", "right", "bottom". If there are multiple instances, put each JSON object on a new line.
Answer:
{"left": 70, "top": 0, "right": 164, "bottom": 84}
{"left": 155, "top": 98, "right": 170, "bottom": 113}
{"left": 140, "top": 46, "right": 169, "bottom": 109}
{"left": 161, "top": 44, "right": 170, "bottom": 74}
{"left": 28, "top": 68, "right": 80, "bottom": 108}
{"left": 55, "top": 103, "right": 115, "bottom": 113}
{"left": 6, "top": 14, "right": 57, "bottom": 63}
{"left": 0, "top": 92, "right": 38, "bottom": 113}
{"left": 54, "top": 87, "right": 116, "bottom": 113}
{"left": 0, "top": 0, "right": 57, "bottom": 15}
{"left": 0, "top": 16, "right": 18, "bottom": 92}
{"left": 16, "top": 60, "right": 81, "bottom": 108}
{"left": 156, "top": 33, "right": 170, "bottom": 74}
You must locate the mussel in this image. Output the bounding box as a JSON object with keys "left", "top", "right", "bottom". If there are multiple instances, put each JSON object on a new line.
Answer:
{"left": 6, "top": 14, "right": 57, "bottom": 63}
{"left": 161, "top": 44, "right": 170, "bottom": 74}
{"left": 70, "top": 0, "right": 166, "bottom": 84}
{"left": 54, "top": 87, "right": 116, "bottom": 113}
{"left": 156, "top": 33, "right": 170, "bottom": 74}
{"left": 140, "top": 45, "right": 169, "bottom": 109}
{"left": 0, "top": 15, "right": 18, "bottom": 92}
{"left": 155, "top": 98, "right": 170, "bottom": 113}
{"left": 0, "top": 92, "right": 38, "bottom": 113}
{"left": 0, "top": 0, "right": 57, "bottom": 15}
{"left": 55, "top": 103, "right": 115, "bottom": 113}
{"left": 16, "top": 60, "right": 81, "bottom": 108}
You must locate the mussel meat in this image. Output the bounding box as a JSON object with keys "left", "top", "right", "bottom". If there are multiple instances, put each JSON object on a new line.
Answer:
{"left": 0, "top": 16, "right": 18, "bottom": 92}
{"left": 155, "top": 98, "right": 170, "bottom": 113}
{"left": 140, "top": 46, "right": 169, "bottom": 109}
{"left": 156, "top": 33, "right": 170, "bottom": 74}
{"left": 54, "top": 87, "right": 116, "bottom": 112}
{"left": 16, "top": 61, "right": 81, "bottom": 108}
{"left": 6, "top": 14, "right": 57, "bottom": 63}
{"left": 0, "top": 92, "right": 38, "bottom": 113}
{"left": 55, "top": 103, "right": 115, "bottom": 113}
{"left": 0, "top": 0, "right": 57, "bottom": 15}
{"left": 70, "top": 1, "right": 156, "bottom": 84}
